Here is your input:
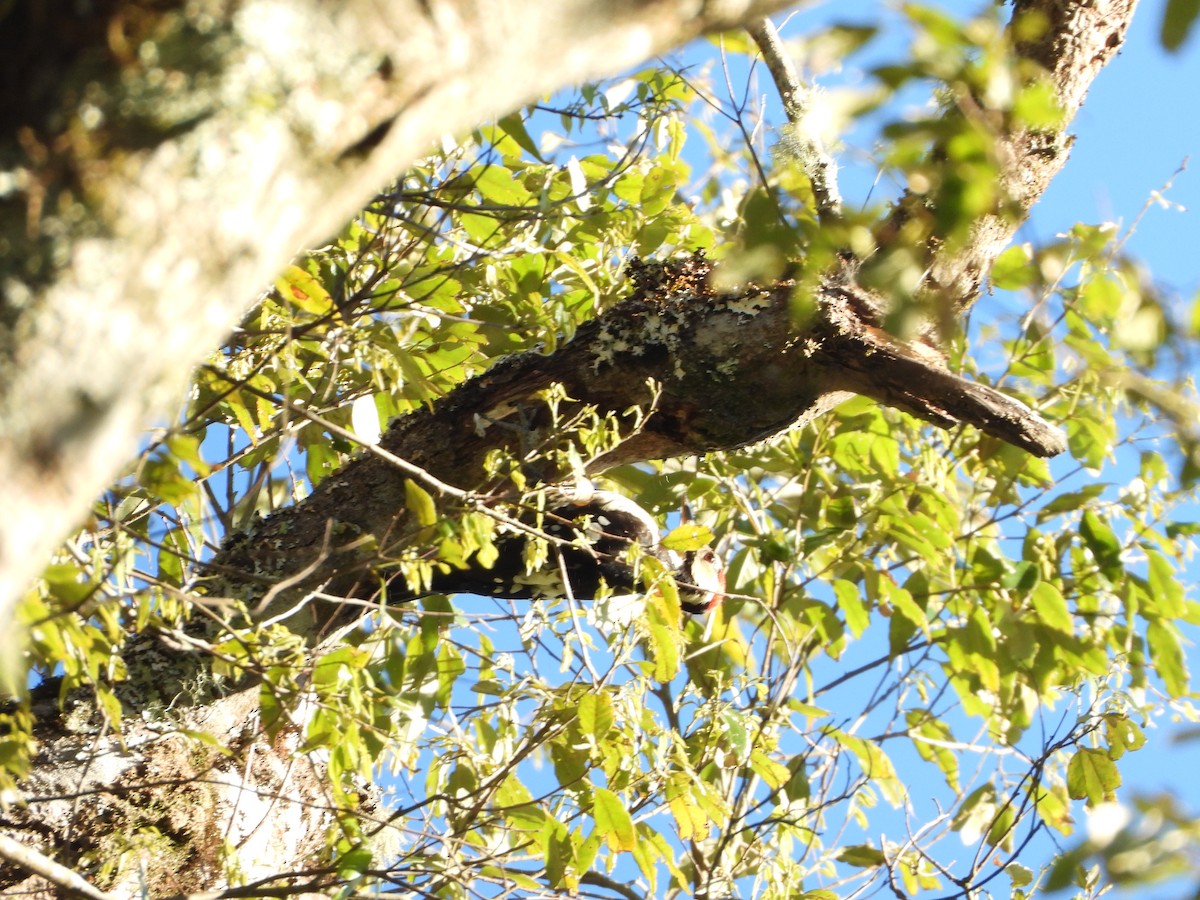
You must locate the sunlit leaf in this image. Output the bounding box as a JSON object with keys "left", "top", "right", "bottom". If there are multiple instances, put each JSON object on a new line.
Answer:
{"left": 1080, "top": 509, "right": 1122, "bottom": 578}
{"left": 661, "top": 523, "right": 714, "bottom": 552}
{"left": 1162, "top": 0, "right": 1200, "bottom": 50}
{"left": 405, "top": 479, "right": 438, "bottom": 528}
{"left": 593, "top": 787, "right": 636, "bottom": 852}
{"left": 1067, "top": 747, "right": 1121, "bottom": 806}
{"left": 837, "top": 844, "right": 885, "bottom": 868}
{"left": 833, "top": 579, "right": 869, "bottom": 638}
{"left": 578, "top": 692, "right": 614, "bottom": 741}
{"left": 1147, "top": 620, "right": 1189, "bottom": 696}
{"left": 1030, "top": 581, "right": 1073, "bottom": 634}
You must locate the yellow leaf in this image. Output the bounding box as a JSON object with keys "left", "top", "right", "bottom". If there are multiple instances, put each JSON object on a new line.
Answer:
{"left": 405, "top": 479, "right": 438, "bottom": 527}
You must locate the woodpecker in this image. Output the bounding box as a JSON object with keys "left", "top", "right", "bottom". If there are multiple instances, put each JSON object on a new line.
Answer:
{"left": 424, "top": 487, "right": 726, "bottom": 615}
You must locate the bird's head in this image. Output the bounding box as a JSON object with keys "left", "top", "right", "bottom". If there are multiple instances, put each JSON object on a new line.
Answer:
{"left": 677, "top": 545, "right": 726, "bottom": 615}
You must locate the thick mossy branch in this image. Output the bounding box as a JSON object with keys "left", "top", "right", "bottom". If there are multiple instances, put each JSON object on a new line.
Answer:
{"left": 204, "top": 254, "right": 1065, "bottom": 627}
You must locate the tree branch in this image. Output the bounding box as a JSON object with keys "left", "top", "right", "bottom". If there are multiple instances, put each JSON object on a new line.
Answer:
{"left": 0, "top": 833, "right": 116, "bottom": 900}
{"left": 178, "top": 0, "right": 1136, "bottom": 631}
{"left": 206, "top": 255, "right": 1065, "bottom": 625}
{"left": 748, "top": 17, "right": 843, "bottom": 223}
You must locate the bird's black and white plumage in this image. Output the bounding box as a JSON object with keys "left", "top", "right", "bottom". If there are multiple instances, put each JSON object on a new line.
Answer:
{"left": 424, "top": 486, "right": 725, "bottom": 615}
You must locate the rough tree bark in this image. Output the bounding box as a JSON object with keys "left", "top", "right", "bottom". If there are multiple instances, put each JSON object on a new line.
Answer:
{"left": 0, "top": 0, "right": 801, "bottom": 633}
{"left": 0, "top": 0, "right": 1138, "bottom": 897}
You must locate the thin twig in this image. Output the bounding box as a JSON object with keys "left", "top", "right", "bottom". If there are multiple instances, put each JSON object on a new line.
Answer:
{"left": 579, "top": 869, "right": 646, "bottom": 900}
{"left": 748, "top": 17, "right": 843, "bottom": 224}
{"left": 556, "top": 546, "right": 602, "bottom": 683}
{"left": 253, "top": 519, "right": 337, "bottom": 617}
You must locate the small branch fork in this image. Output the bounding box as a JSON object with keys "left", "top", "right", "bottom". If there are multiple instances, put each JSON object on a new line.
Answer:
{"left": 748, "top": 17, "right": 843, "bottom": 224}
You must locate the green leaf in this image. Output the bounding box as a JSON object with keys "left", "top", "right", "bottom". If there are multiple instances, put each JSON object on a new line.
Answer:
{"left": 436, "top": 644, "right": 465, "bottom": 708}
{"left": 1147, "top": 619, "right": 1189, "bottom": 696}
{"left": 647, "top": 623, "right": 679, "bottom": 683}
{"left": 1013, "top": 78, "right": 1066, "bottom": 129}
{"left": 592, "top": 787, "right": 636, "bottom": 852}
{"left": 837, "top": 843, "right": 885, "bottom": 868}
{"left": 906, "top": 712, "right": 960, "bottom": 792}
{"left": 42, "top": 564, "right": 94, "bottom": 605}
{"left": 138, "top": 449, "right": 198, "bottom": 506}
{"left": 1162, "top": 0, "right": 1200, "bottom": 51}
{"left": 543, "top": 820, "right": 575, "bottom": 890}
{"left": 1103, "top": 713, "right": 1146, "bottom": 760}
{"left": 1031, "top": 780, "right": 1074, "bottom": 835}
{"left": 1067, "top": 413, "right": 1116, "bottom": 471}
{"left": 720, "top": 710, "right": 750, "bottom": 761}
{"left": 661, "top": 523, "right": 714, "bottom": 552}
{"left": 1037, "top": 484, "right": 1107, "bottom": 520}
{"left": 789, "top": 701, "right": 829, "bottom": 720}
{"left": 1008, "top": 863, "right": 1034, "bottom": 888}
{"left": 666, "top": 775, "right": 708, "bottom": 841}
{"left": 1079, "top": 510, "right": 1122, "bottom": 578}
{"left": 336, "top": 846, "right": 373, "bottom": 880}
{"left": 578, "top": 693, "right": 614, "bottom": 741}
{"left": 461, "top": 211, "right": 501, "bottom": 244}
{"left": 987, "top": 802, "right": 1016, "bottom": 850}
{"left": 783, "top": 754, "right": 810, "bottom": 801}
{"left": 1030, "top": 581, "right": 1073, "bottom": 634}
{"left": 497, "top": 112, "right": 543, "bottom": 159}
{"left": 1147, "top": 550, "right": 1185, "bottom": 618}
{"left": 495, "top": 772, "right": 534, "bottom": 806}
{"left": 633, "top": 824, "right": 686, "bottom": 889}
{"left": 276, "top": 264, "right": 333, "bottom": 316}
{"left": 830, "top": 729, "right": 905, "bottom": 807}
{"left": 882, "top": 578, "right": 927, "bottom": 638}
{"left": 405, "top": 479, "right": 438, "bottom": 528}
{"left": 639, "top": 164, "right": 676, "bottom": 216}
{"left": 833, "top": 579, "right": 869, "bottom": 638}
{"left": 95, "top": 687, "right": 124, "bottom": 733}
{"left": 472, "top": 165, "right": 530, "bottom": 206}
{"left": 952, "top": 785, "right": 998, "bottom": 844}
{"left": 991, "top": 244, "right": 1036, "bottom": 290}
{"left": 313, "top": 645, "right": 364, "bottom": 686}
{"left": 749, "top": 749, "right": 791, "bottom": 789}
{"left": 1066, "top": 747, "right": 1121, "bottom": 806}
{"left": 166, "top": 433, "right": 211, "bottom": 476}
